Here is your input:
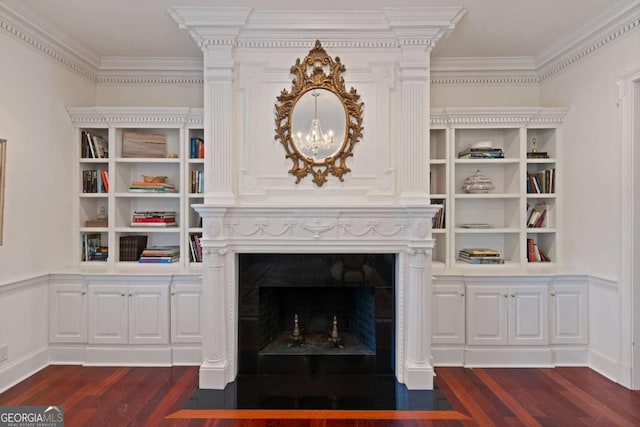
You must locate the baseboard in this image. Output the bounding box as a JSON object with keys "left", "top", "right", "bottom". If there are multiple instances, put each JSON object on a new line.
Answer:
{"left": 0, "top": 346, "right": 49, "bottom": 393}
{"left": 84, "top": 346, "right": 172, "bottom": 366}
{"left": 589, "top": 348, "right": 623, "bottom": 384}
{"left": 464, "top": 347, "right": 553, "bottom": 367}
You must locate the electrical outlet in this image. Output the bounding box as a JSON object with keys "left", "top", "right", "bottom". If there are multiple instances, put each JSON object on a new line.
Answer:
{"left": 0, "top": 344, "right": 8, "bottom": 362}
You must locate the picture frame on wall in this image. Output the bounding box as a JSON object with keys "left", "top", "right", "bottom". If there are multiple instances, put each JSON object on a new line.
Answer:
{"left": 0, "top": 139, "right": 5, "bottom": 245}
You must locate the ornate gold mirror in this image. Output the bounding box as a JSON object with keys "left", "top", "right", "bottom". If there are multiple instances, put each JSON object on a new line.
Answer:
{"left": 275, "top": 40, "right": 364, "bottom": 186}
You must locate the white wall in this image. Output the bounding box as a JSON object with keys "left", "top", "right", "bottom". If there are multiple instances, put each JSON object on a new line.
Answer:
{"left": 0, "top": 34, "right": 96, "bottom": 282}
{"left": 540, "top": 30, "right": 640, "bottom": 386}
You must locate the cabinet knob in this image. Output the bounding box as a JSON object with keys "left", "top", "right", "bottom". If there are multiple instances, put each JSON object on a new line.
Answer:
{"left": 81, "top": 291, "right": 86, "bottom": 295}
{"left": 459, "top": 291, "right": 465, "bottom": 297}
{"left": 128, "top": 293, "right": 133, "bottom": 297}
{"left": 503, "top": 293, "right": 508, "bottom": 298}
{"left": 171, "top": 292, "right": 176, "bottom": 296}
{"left": 121, "top": 292, "right": 126, "bottom": 297}
{"left": 511, "top": 293, "right": 516, "bottom": 298}
{"left": 550, "top": 291, "right": 556, "bottom": 297}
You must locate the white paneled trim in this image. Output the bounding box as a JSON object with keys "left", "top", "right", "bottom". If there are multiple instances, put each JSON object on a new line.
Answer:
{"left": 97, "top": 57, "right": 204, "bottom": 85}
{"left": 588, "top": 276, "right": 619, "bottom": 291}
{"left": 66, "top": 107, "right": 203, "bottom": 128}
{"left": 431, "top": 57, "right": 540, "bottom": 85}
{"left": 536, "top": 0, "right": 640, "bottom": 81}
{"left": 0, "top": 2, "right": 97, "bottom": 80}
{"left": 429, "top": 107, "right": 568, "bottom": 128}
{"left": 0, "top": 274, "right": 49, "bottom": 294}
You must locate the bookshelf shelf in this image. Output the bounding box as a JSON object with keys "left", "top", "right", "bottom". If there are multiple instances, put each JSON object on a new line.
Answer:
{"left": 69, "top": 107, "right": 204, "bottom": 271}
{"left": 430, "top": 107, "right": 566, "bottom": 272}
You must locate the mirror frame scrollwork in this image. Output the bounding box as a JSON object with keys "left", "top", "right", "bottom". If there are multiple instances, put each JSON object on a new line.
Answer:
{"left": 275, "top": 40, "right": 364, "bottom": 186}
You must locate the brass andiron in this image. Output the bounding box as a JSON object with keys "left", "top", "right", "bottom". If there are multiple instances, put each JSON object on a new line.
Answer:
{"left": 328, "top": 315, "right": 343, "bottom": 349}
{"left": 288, "top": 314, "right": 304, "bottom": 347}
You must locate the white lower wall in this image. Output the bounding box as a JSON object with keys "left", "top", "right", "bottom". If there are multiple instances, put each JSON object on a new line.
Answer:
{"left": 0, "top": 276, "right": 50, "bottom": 393}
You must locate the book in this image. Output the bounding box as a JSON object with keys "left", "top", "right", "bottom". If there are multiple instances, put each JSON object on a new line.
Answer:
{"left": 459, "top": 248, "right": 500, "bottom": 256}
{"left": 141, "top": 246, "right": 179, "bottom": 257}
{"left": 119, "top": 235, "right": 148, "bottom": 261}
{"left": 92, "top": 135, "right": 109, "bottom": 158}
{"left": 458, "top": 147, "right": 504, "bottom": 159}
{"left": 100, "top": 170, "right": 109, "bottom": 192}
{"left": 138, "top": 256, "right": 179, "bottom": 264}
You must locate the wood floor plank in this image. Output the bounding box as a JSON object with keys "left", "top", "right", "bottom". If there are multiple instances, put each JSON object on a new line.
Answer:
{"left": 2, "top": 365, "right": 640, "bottom": 426}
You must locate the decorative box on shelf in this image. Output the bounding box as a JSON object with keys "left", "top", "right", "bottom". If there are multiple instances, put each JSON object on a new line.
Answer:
{"left": 462, "top": 170, "right": 495, "bottom": 193}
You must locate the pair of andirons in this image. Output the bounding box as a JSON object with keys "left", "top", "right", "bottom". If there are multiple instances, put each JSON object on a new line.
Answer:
{"left": 288, "top": 314, "right": 343, "bottom": 349}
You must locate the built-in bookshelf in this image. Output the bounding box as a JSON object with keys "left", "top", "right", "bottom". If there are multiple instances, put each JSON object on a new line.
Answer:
{"left": 69, "top": 107, "right": 204, "bottom": 271}
{"left": 429, "top": 107, "right": 566, "bottom": 273}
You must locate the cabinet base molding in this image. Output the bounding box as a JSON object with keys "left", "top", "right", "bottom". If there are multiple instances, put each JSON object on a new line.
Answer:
{"left": 464, "top": 347, "right": 553, "bottom": 367}
{"left": 432, "top": 346, "right": 465, "bottom": 366}
{"left": 85, "top": 345, "right": 172, "bottom": 366}
{"left": 551, "top": 346, "right": 588, "bottom": 366}
{"left": 589, "top": 348, "right": 626, "bottom": 384}
{"left": 49, "top": 345, "right": 86, "bottom": 364}
{"left": 171, "top": 346, "right": 202, "bottom": 365}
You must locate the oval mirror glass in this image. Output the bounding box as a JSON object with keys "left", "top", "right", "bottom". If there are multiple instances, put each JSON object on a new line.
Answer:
{"left": 291, "top": 89, "right": 346, "bottom": 160}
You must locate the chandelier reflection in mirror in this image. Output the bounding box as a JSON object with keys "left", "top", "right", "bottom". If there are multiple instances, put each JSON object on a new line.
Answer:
{"left": 275, "top": 40, "right": 364, "bottom": 187}
{"left": 295, "top": 90, "right": 334, "bottom": 157}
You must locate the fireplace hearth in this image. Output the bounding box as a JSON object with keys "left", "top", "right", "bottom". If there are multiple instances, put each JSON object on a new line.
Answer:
{"left": 238, "top": 254, "right": 394, "bottom": 376}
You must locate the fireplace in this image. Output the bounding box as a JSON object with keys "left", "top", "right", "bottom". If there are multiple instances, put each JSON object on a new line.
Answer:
{"left": 193, "top": 205, "right": 438, "bottom": 390}
{"left": 238, "top": 253, "right": 395, "bottom": 376}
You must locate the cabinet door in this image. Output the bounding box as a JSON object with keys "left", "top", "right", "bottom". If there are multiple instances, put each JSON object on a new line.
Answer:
{"left": 549, "top": 284, "right": 588, "bottom": 344}
{"left": 466, "top": 286, "right": 508, "bottom": 345}
{"left": 508, "top": 285, "right": 548, "bottom": 345}
{"left": 50, "top": 284, "right": 88, "bottom": 343}
{"left": 432, "top": 284, "right": 465, "bottom": 344}
{"left": 89, "top": 285, "right": 128, "bottom": 344}
{"left": 171, "top": 284, "right": 202, "bottom": 343}
{"left": 128, "top": 285, "right": 169, "bottom": 344}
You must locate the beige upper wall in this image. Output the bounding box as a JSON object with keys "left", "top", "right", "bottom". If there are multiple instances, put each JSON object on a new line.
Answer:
{"left": 0, "top": 34, "right": 96, "bottom": 283}
{"left": 540, "top": 30, "right": 640, "bottom": 278}
{"left": 431, "top": 83, "right": 540, "bottom": 107}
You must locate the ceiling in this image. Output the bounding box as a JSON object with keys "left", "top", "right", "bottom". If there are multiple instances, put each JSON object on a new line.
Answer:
{"left": 3, "top": 0, "right": 619, "bottom": 61}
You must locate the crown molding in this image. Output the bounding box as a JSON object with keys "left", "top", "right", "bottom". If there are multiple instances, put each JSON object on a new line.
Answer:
{"left": 0, "top": 2, "right": 98, "bottom": 80}
{"left": 430, "top": 57, "right": 539, "bottom": 85}
{"left": 535, "top": 0, "right": 640, "bottom": 81}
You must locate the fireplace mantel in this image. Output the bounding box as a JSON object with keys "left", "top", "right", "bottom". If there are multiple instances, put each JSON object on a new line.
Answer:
{"left": 194, "top": 204, "right": 439, "bottom": 389}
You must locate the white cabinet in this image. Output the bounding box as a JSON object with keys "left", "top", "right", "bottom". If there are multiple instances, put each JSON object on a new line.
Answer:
{"left": 170, "top": 283, "right": 202, "bottom": 343}
{"left": 49, "top": 283, "right": 88, "bottom": 343}
{"left": 549, "top": 283, "right": 588, "bottom": 344}
{"left": 432, "top": 280, "right": 465, "bottom": 344}
{"left": 466, "top": 284, "right": 548, "bottom": 346}
{"left": 88, "top": 284, "right": 169, "bottom": 345}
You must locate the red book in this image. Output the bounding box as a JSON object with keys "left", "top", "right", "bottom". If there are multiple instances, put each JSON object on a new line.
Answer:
{"left": 100, "top": 170, "right": 109, "bottom": 192}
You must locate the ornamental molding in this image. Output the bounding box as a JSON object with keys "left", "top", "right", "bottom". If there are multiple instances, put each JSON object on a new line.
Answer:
{"left": 0, "top": 2, "right": 98, "bottom": 81}
{"left": 66, "top": 107, "right": 203, "bottom": 128}
{"left": 535, "top": 0, "right": 640, "bottom": 81}
{"left": 430, "top": 107, "right": 568, "bottom": 128}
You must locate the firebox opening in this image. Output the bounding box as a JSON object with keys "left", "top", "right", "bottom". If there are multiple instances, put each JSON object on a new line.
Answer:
{"left": 238, "top": 253, "right": 395, "bottom": 376}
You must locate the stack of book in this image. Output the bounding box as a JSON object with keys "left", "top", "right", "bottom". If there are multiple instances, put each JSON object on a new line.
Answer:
{"left": 119, "top": 235, "right": 148, "bottom": 261}
{"left": 131, "top": 211, "right": 177, "bottom": 227}
{"left": 189, "top": 233, "right": 203, "bottom": 263}
{"left": 190, "top": 137, "right": 204, "bottom": 159}
{"left": 139, "top": 246, "right": 180, "bottom": 264}
{"left": 82, "top": 233, "right": 108, "bottom": 261}
{"left": 431, "top": 199, "right": 446, "bottom": 229}
{"left": 527, "top": 202, "right": 547, "bottom": 228}
{"left": 527, "top": 168, "right": 555, "bottom": 193}
{"left": 458, "top": 248, "right": 504, "bottom": 264}
{"left": 129, "top": 181, "right": 176, "bottom": 193}
{"left": 81, "top": 131, "right": 109, "bottom": 159}
{"left": 527, "top": 239, "right": 550, "bottom": 262}
{"left": 458, "top": 147, "right": 504, "bottom": 159}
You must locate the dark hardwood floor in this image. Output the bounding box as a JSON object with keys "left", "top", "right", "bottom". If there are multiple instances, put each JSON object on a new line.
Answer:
{"left": 1, "top": 365, "right": 639, "bottom": 426}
